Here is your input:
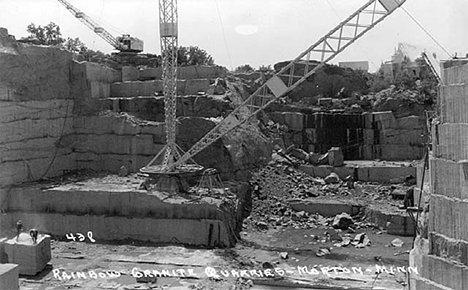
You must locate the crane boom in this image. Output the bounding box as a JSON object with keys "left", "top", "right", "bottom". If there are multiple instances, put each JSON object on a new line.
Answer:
{"left": 168, "top": 0, "right": 407, "bottom": 170}
{"left": 421, "top": 51, "right": 441, "bottom": 84}
{"left": 57, "top": 0, "right": 143, "bottom": 52}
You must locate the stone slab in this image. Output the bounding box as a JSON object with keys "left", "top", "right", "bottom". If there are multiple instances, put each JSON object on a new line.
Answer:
{"left": 435, "top": 123, "right": 468, "bottom": 161}
{"left": 430, "top": 157, "right": 468, "bottom": 200}
{"left": 357, "top": 165, "right": 416, "bottom": 183}
{"left": 139, "top": 65, "right": 226, "bottom": 81}
{"left": 364, "top": 206, "right": 415, "bottom": 236}
{"left": 443, "top": 61, "right": 468, "bottom": 85}
{"left": 379, "top": 129, "right": 424, "bottom": 145}
{"left": 396, "top": 116, "right": 424, "bottom": 129}
{"left": 430, "top": 232, "right": 468, "bottom": 267}
{"left": 409, "top": 275, "right": 453, "bottom": 290}
{"left": 122, "top": 66, "right": 139, "bottom": 82}
{"left": 6, "top": 183, "right": 230, "bottom": 221}
{"left": 429, "top": 195, "right": 468, "bottom": 241}
{"left": 0, "top": 99, "right": 71, "bottom": 123}
{"left": 289, "top": 198, "right": 361, "bottom": 216}
{"left": 183, "top": 79, "right": 210, "bottom": 95}
{"left": 377, "top": 145, "right": 425, "bottom": 160}
{"left": 298, "top": 164, "right": 354, "bottom": 180}
{"left": 439, "top": 83, "right": 468, "bottom": 124}
{"left": 4, "top": 233, "right": 51, "bottom": 275}
{"left": 0, "top": 263, "right": 19, "bottom": 290}
{"left": 0, "top": 153, "right": 76, "bottom": 186}
{"left": 0, "top": 116, "right": 73, "bottom": 145}
{"left": 283, "top": 112, "right": 304, "bottom": 131}
{"left": 6, "top": 212, "right": 235, "bottom": 248}
{"left": 421, "top": 254, "right": 468, "bottom": 290}
{"left": 89, "top": 81, "right": 110, "bottom": 99}
{"left": 371, "top": 111, "right": 397, "bottom": 130}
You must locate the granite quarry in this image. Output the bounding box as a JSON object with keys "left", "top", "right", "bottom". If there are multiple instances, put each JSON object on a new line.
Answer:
{"left": 0, "top": 3, "right": 466, "bottom": 289}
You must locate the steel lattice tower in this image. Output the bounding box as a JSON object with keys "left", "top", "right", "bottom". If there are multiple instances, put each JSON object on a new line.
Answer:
{"left": 159, "top": 0, "right": 178, "bottom": 169}
{"left": 141, "top": 0, "right": 202, "bottom": 188}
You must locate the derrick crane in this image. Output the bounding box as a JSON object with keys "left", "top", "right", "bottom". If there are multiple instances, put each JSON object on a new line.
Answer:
{"left": 140, "top": 0, "right": 203, "bottom": 188}
{"left": 141, "top": 0, "right": 185, "bottom": 171}
{"left": 165, "top": 0, "right": 407, "bottom": 171}
{"left": 57, "top": 0, "right": 144, "bottom": 52}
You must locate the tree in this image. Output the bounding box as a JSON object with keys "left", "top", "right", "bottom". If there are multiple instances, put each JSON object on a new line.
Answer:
{"left": 177, "top": 46, "right": 214, "bottom": 66}
{"left": 22, "top": 22, "right": 65, "bottom": 46}
{"left": 63, "top": 37, "right": 87, "bottom": 53}
{"left": 369, "top": 66, "right": 391, "bottom": 92}
{"left": 258, "top": 64, "right": 273, "bottom": 72}
{"left": 234, "top": 64, "right": 254, "bottom": 73}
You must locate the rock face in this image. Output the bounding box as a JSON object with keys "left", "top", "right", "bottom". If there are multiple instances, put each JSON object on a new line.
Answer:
{"left": 0, "top": 31, "right": 75, "bottom": 189}
{"left": 0, "top": 29, "right": 272, "bottom": 197}
{"left": 0, "top": 28, "right": 19, "bottom": 55}
{"left": 273, "top": 60, "right": 369, "bottom": 101}
{"left": 0, "top": 41, "right": 72, "bottom": 102}
{"left": 98, "top": 95, "right": 233, "bottom": 122}
{"left": 266, "top": 110, "right": 426, "bottom": 161}
{"left": 177, "top": 117, "right": 271, "bottom": 180}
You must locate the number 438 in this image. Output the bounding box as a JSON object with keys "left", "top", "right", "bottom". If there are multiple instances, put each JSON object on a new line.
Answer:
{"left": 66, "top": 231, "right": 95, "bottom": 243}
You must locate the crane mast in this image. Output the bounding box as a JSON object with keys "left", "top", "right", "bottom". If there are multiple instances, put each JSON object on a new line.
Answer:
{"left": 57, "top": 0, "right": 143, "bottom": 52}
{"left": 168, "top": 0, "right": 407, "bottom": 171}
{"left": 141, "top": 0, "right": 198, "bottom": 175}
{"left": 158, "top": 0, "right": 179, "bottom": 169}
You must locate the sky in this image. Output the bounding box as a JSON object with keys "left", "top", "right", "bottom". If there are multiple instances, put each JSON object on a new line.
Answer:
{"left": 0, "top": 0, "right": 467, "bottom": 72}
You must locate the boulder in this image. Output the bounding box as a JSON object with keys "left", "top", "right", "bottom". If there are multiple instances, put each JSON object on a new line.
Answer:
{"left": 332, "top": 212, "right": 354, "bottom": 229}
{"left": 324, "top": 172, "right": 340, "bottom": 184}
{"left": 318, "top": 98, "right": 333, "bottom": 107}
{"left": 328, "top": 147, "right": 344, "bottom": 167}
{"left": 290, "top": 148, "right": 309, "bottom": 161}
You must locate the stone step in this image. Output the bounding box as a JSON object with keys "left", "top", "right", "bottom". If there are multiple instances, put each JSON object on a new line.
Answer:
{"left": 110, "top": 79, "right": 211, "bottom": 98}
{"left": 1, "top": 212, "right": 235, "bottom": 248}
{"left": 288, "top": 198, "right": 361, "bottom": 217}
{"left": 299, "top": 161, "right": 417, "bottom": 183}
{"left": 288, "top": 197, "right": 415, "bottom": 236}
{"left": 364, "top": 205, "right": 415, "bottom": 236}
{"left": 98, "top": 95, "right": 232, "bottom": 122}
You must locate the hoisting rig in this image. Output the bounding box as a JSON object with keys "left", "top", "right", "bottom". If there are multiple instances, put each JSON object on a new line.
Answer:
{"left": 57, "top": 0, "right": 144, "bottom": 53}
{"left": 142, "top": 0, "right": 407, "bottom": 192}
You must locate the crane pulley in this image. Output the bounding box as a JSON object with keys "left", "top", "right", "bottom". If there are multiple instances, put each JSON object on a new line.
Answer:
{"left": 167, "top": 0, "right": 407, "bottom": 171}
{"left": 57, "top": 0, "right": 144, "bottom": 53}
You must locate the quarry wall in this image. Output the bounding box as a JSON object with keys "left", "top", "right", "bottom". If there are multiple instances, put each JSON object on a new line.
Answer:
{"left": 0, "top": 37, "right": 76, "bottom": 194}
{"left": 269, "top": 110, "right": 425, "bottom": 161}
{"left": 0, "top": 28, "right": 268, "bottom": 210}
{"left": 409, "top": 60, "right": 468, "bottom": 289}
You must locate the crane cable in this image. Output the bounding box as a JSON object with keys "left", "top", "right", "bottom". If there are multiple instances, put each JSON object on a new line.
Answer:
{"left": 91, "top": 0, "right": 106, "bottom": 50}
{"left": 400, "top": 6, "right": 452, "bottom": 58}
{"left": 214, "top": 0, "right": 234, "bottom": 70}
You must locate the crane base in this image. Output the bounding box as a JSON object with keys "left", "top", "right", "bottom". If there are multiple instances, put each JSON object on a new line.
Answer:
{"left": 140, "top": 164, "right": 204, "bottom": 194}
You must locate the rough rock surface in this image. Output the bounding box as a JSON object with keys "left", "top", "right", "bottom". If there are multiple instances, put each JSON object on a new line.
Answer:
{"left": 0, "top": 41, "right": 72, "bottom": 102}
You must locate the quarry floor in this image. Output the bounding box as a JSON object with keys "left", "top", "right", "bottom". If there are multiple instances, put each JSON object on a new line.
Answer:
{"left": 17, "top": 228, "right": 412, "bottom": 290}
{"left": 10, "top": 162, "right": 419, "bottom": 290}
